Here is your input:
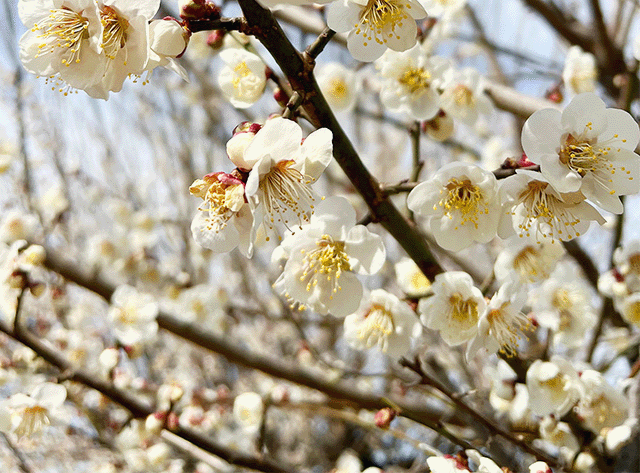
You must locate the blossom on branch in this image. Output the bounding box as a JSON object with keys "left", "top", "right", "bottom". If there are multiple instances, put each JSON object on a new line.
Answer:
{"left": 273, "top": 196, "right": 385, "bottom": 317}
{"left": 522, "top": 92, "right": 640, "bottom": 214}
{"left": 407, "top": 162, "right": 500, "bottom": 252}
{"left": 218, "top": 47, "right": 267, "bottom": 109}
{"left": 327, "top": 0, "right": 428, "bottom": 62}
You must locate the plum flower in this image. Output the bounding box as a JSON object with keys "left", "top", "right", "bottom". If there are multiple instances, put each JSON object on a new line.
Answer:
{"left": 493, "top": 236, "right": 564, "bottom": 285}
{"left": 18, "top": 0, "right": 105, "bottom": 92}
{"left": 326, "top": 0, "right": 427, "bottom": 62}
{"left": 243, "top": 117, "right": 333, "bottom": 239}
{"left": 498, "top": 170, "right": 605, "bottom": 242}
{"left": 85, "top": 0, "right": 161, "bottom": 99}
{"left": 343, "top": 289, "right": 422, "bottom": 358}
{"left": 7, "top": 382, "right": 67, "bottom": 437}
{"left": 418, "top": 271, "right": 485, "bottom": 346}
{"left": 562, "top": 46, "right": 597, "bottom": 96}
{"left": 218, "top": 47, "right": 267, "bottom": 109}
{"left": 273, "top": 196, "right": 385, "bottom": 317}
{"left": 316, "top": 62, "right": 359, "bottom": 113}
{"left": 522, "top": 92, "right": 640, "bottom": 214}
{"left": 576, "top": 370, "right": 628, "bottom": 434}
{"left": 108, "top": 284, "right": 159, "bottom": 346}
{"left": 407, "top": 162, "right": 500, "bottom": 252}
{"left": 190, "top": 171, "right": 253, "bottom": 256}
{"left": 526, "top": 356, "right": 581, "bottom": 417}
{"left": 466, "top": 282, "right": 530, "bottom": 359}
{"left": 438, "top": 67, "right": 494, "bottom": 126}
{"left": 376, "top": 45, "right": 449, "bottom": 120}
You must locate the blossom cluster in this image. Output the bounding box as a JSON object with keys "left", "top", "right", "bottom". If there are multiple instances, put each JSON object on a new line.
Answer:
{"left": 19, "top": 0, "right": 189, "bottom": 98}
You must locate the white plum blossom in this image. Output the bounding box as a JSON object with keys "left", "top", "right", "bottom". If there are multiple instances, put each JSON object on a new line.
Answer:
{"left": 418, "top": 271, "right": 485, "bottom": 346}
{"left": 0, "top": 210, "right": 39, "bottom": 243}
{"left": 438, "top": 67, "right": 494, "bottom": 126}
{"left": 273, "top": 196, "right": 385, "bottom": 317}
{"left": 108, "top": 284, "right": 159, "bottom": 346}
{"left": 394, "top": 256, "right": 431, "bottom": 297}
{"left": 7, "top": 382, "right": 67, "bottom": 437}
{"left": 426, "top": 456, "right": 468, "bottom": 473}
{"left": 466, "top": 282, "right": 529, "bottom": 359}
{"left": 243, "top": 117, "right": 333, "bottom": 238}
{"left": 494, "top": 237, "right": 564, "bottom": 285}
{"left": 522, "top": 92, "right": 640, "bottom": 214}
{"left": 576, "top": 370, "right": 628, "bottom": 434}
{"left": 18, "top": 0, "right": 105, "bottom": 92}
{"left": 233, "top": 392, "right": 263, "bottom": 432}
{"left": 533, "top": 262, "right": 597, "bottom": 348}
{"left": 190, "top": 172, "right": 253, "bottom": 256}
{"left": 376, "top": 45, "right": 448, "bottom": 120}
{"left": 407, "top": 162, "right": 500, "bottom": 251}
{"left": 562, "top": 46, "right": 597, "bottom": 96}
{"left": 326, "top": 0, "right": 427, "bottom": 62}
{"left": 85, "top": 0, "right": 161, "bottom": 99}
{"left": 612, "top": 240, "right": 640, "bottom": 292}
{"left": 498, "top": 170, "right": 605, "bottom": 242}
{"left": 218, "top": 47, "right": 266, "bottom": 109}
{"left": 526, "top": 356, "right": 581, "bottom": 417}
{"left": 539, "top": 416, "right": 580, "bottom": 463}
{"left": 343, "top": 289, "right": 422, "bottom": 358}
{"left": 466, "top": 450, "right": 502, "bottom": 473}
{"left": 145, "top": 19, "right": 189, "bottom": 80}
{"left": 529, "top": 462, "right": 552, "bottom": 473}
{"left": 617, "top": 292, "right": 640, "bottom": 327}
{"left": 316, "top": 62, "right": 359, "bottom": 113}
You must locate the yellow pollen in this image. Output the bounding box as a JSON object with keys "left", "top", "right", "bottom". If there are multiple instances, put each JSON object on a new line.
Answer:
{"left": 100, "top": 6, "right": 128, "bottom": 60}
{"left": 358, "top": 303, "right": 396, "bottom": 351}
{"left": 486, "top": 302, "right": 530, "bottom": 357}
{"left": 299, "top": 235, "right": 351, "bottom": 298}
{"left": 447, "top": 293, "right": 479, "bottom": 331}
{"left": 410, "top": 271, "right": 430, "bottom": 291}
{"left": 33, "top": 8, "right": 89, "bottom": 65}
{"left": 329, "top": 78, "right": 348, "bottom": 99}
{"left": 260, "top": 160, "right": 315, "bottom": 230}
{"left": 232, "top": 61, "right": 252, "bottom": 89}
{"left": 438, "top": 178, "right": 486, "bottom": 229}
{"left": 399, "top": 67, "right": 431, "bottom": 94}
{"left": 628, "top": 253, "right": 640, "bottom": 275}
{"left": 453, "top": 84, "right": 474, "bottom": 107}
{"left": 512, "top": 246, "right": 544, "bottom": 282}
{"left": 358, "top": 0, "right": 410, "bottom": 45}
{"left": 625, "top": 300, "right": 640, "bottom": 325}
{"left": 515, "top": 180, "right": 581, "bottom": 242}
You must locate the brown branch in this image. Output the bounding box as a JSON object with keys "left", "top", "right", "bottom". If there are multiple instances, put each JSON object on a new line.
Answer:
{"left": 39, "top": 248, "right": 485, "bottom": 444}
{"left": 236, "top": 0, "right": 444, "bottom": 281}
{"left": 400, "top": 356, "right": 565, "bottom": 469}
{"left": 0, "top": 318, "right": 294, "bottom": 473}
{"left": 520, "top": 0, "right": 593, "bottom": 51}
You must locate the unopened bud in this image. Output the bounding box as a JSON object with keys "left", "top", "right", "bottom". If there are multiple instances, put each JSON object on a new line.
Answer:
{"left": 273, "top": 88, "right": 288, "bottom": 107}
{"left": 23, "top": 245, "right": 46, "bottom": 266}
{"left": 423, "top": 110, "right": 454, "bottom": 142}
{"left": 166, "top": 411, "right": 180, "bottom": 430}
{"left": 145, "top": 412, "right": 165, "bottom": 435}
{"left": 374, "top": 407, "right": 396, "bottom": 429}
{"left": 99, "top": 348, "right": 120, "bottom": 371}
{"left": 206, "top": 30, "right": 225, "bottom": 49}
{"left": 29, "top": 281, "right": 45, "bottom": 297}
{"left": 179, "top": 0, "right": 221, "bottom": 21}
{"left": 227, "top": 132, "right": 257, "bottom": 170}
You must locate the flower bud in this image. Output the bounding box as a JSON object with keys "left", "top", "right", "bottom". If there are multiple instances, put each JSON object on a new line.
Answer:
{"left": 227, "top": 132, "right": 257, "bottom": 170}
{"left": 423, "top": 110, "right": 454, "bottom": 141}
{"left": 374, "top": 407, "right": 396, "bottom": 429}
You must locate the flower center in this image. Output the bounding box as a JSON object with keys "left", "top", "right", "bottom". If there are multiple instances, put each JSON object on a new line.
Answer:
{"left": 329, "top": 78, "right": 348, "bottom": 99}
{"left": 410, "top": 271, "right": 430, "bottom": 292}
{"left": 299, "top": 235, "right": 351, "bottom": 298}
{"left": 33, "top": 8, "right": 89, "bottom": 66}
{"left": 453, "top": 84, "right": 475, "bottom": 107}
{"left": 558, "top": 134, "right": 614, "bottom": 178}
{"left": 625, "top": 300, "right": 640, "bottom": 325}
{"left": 100, "top": 6, "right": 128, "bottom": 60}
{"left": 447, "top": 293, "right": 479, "bottom": 331}
{"left": 261, "top": 160, "right": 315, "bottom": 231}
{"left": 628, "top": 253, "right": 640, "bottom": 275}
{"left": 552, "top": 288, "right": 573, "bottom": 312}
{"left": 516, "top": 180, "right": 581, "bottom": 241}
{"left": 438, "top": 178, "right": 487, "bottom": 229}
{"left": 357, "top": 0, "right": 410, "bottom": 46}
{"left": 399, "top": 67, "right": 431, "bottom": 94}
{"left": 486, "top": 303, "right": 530, "bottom": 357}
{"left": 196, "top": 180, "right": 236, "bottom": 234}
{"left": 512, "top": 246, "right": 545, "bottom": 282}
{"left": 358, "top": 303, "right": 395, "bottom": 351}
{"left": 15, "top": 405, "right": 49, "bottom": 437}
